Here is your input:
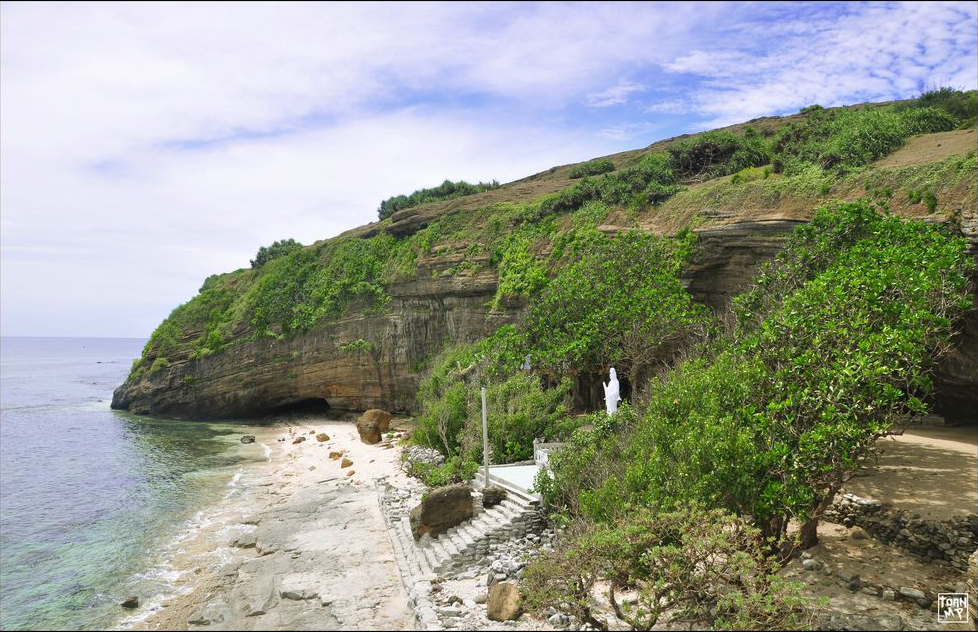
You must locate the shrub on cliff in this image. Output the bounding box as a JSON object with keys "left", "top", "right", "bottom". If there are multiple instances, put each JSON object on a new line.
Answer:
{"left": 541, "top": 201, "right": 972, "bottom": 554}
{"left": 569, "top": 159, "right": 615, "bottom": 179}
{"left": 772, "top": 104, "right": 958, "bottom": 174}
{"left": 250, "top": 238, "right": 302, "bottom": 268}
{"left": 668, "top": 130, "right": 772, "bottom": 179}
{"left": 377, "top": 179, "right": 500, "bottom": 220}
{"left": 523, "top": 228, "right": 706, "bottom": 386}
{"left": 536, "top": 153, "right": 683, "bottom": 218}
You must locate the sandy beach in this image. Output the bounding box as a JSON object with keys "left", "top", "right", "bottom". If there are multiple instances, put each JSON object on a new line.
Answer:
{"left": 123, "top": 417, "right": 414, "bottom": 631}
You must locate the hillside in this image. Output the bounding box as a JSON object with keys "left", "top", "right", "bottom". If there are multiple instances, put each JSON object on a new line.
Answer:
{"left": 112, "top": 94, "right": 978, "bottom": 422}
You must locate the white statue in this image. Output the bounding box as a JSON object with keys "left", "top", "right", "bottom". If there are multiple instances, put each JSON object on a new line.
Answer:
{"left": 603, "top": 367, "right": 621, "bottom": 415}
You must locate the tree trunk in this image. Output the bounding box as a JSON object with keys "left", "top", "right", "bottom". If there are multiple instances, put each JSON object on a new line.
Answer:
{"left": 799, "top": 517, "right": 819, "bottom": 549}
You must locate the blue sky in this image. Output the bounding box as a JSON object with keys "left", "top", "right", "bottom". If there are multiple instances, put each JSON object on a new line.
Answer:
{"left": 1, "top": 1, "right": 976, "bottom": 337}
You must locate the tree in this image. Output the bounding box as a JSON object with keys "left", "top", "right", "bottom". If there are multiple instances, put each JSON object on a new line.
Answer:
{"left": 250, "top": 238, "right": 302, "bottom": 268}
{"left": 523, "top": 229, "right": 706, "bottom": 388}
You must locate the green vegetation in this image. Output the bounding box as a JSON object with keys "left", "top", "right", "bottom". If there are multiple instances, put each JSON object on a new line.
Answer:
{"left": 568, "top": 159, "right": 615, "bottom": 179}
{"left": 668, "top": 129, "right": 771, "bottom": 179}
{"left": 250, "top": 238, "right": 302, "bottom": 269}
{"left": 377, "top": 179, "right": 500, "bottom": 220}
{"left": 524, "top": 229, "right": 706, "bottom": 383}
{"left": 541, "top": 202, "right": 971, "bottom": 552}
{"left": 523, "top": 505, "right": 819, "bottom": 630}
{"left": 771, "top": 104, "right": 958, "bottom": 174}
{"left": 730, "top": 165, "right": 772, "bottom": 184}
{"left": 897, "top": 87, "right": 978, "bottom": 128}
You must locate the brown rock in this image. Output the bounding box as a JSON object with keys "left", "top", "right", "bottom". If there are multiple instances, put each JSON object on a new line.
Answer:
{"left": 357, "top": 410, "right": 392, "bottom": 444}
{"left": 409, "top": 484, "right": 473, "bottom": 540}
{"left": 292, "top": 436, "right": 305, "bottom": 444}
{"left": 486, "top": 582, "right": 522, "bottom": 621}
{"left": 361, "top": 409, "right": 392, "bottom": 432}
{"left": 316, "top": 433, "right": 330, "bottom": 442}
{"left": 850, "top": 526, "right": 869, "bottom": 540}
{"left": 329, "top": 451, "right": 343, "bottom": 460}
{"left": 121, "top": 596, "right": 139, "bottom": 609}
{"left": 346, "top": 470, "right": 355, "bottom": 477}
{"left": 482, "top": 486, "right": 507, "bottom": 508}
{"left": 340, "top": 457, "right": 353, "bottom": 468}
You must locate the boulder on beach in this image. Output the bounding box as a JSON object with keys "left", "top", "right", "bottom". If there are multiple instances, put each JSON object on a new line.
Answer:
{"left": 409, "top": 483, "right": 473, "bottom": 540}
{"left": 316, "top": 433, "right": 330, "bottom": 442}
{"left": 487, "top": 582, "right": 522, "bottom": 621}
{"left": 240, "top": 435, "right": 256, "bottom": 444}
{"left": 340, "top": 457, "right": 353, "bottom": 468}
{"left": 329, "top": 450, "right": 343, "bottom": 460}
{"left": 357, "top": 409, "right": 392, "bottom": 444}
{"left": 121, "top": 596, "right": 139, "bottom": 609}
{"left": 292, "top": 436, "right": 306, "bottom": 444}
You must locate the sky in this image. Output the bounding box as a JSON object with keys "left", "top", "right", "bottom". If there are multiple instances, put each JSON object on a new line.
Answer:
{"left": 1, "top": 1, "right": 976, "bottom": 338}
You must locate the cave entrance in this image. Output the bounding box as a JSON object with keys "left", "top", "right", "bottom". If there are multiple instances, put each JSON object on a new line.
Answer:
{"left": 267, "top": 397, "right": 331, "bottom": 415}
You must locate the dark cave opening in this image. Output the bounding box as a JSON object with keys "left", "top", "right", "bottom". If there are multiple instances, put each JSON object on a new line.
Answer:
{"left": 266, "top": 397, "right": 331, "bottom": 416}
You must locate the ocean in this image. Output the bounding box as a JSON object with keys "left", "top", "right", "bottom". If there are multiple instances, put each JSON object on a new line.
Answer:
{"left": 0, "top": 337, "right": 269, "bottom": 630}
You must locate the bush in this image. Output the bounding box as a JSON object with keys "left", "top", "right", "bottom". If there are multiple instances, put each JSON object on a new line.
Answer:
{"left": 907, "top": 87, "right": 978, "bottom": 126}
{"left": 537, "top": 153, "right": 682, "bottom": 219}
{"left": 668, "top": 131, "right": 771, "bottom": 179}
{"left": 250, "top": 238, "right": 302, "bottom": 269}
{"left": 569, "top": 159, "right": 615, "bottom": 179}
{"left": 522, "top": 506, "right": 818, "bottom": 631}
{"left": 773, "top": 104, "right": 958, "bottom": 175}
{"left": 408, "top": 456, "right": 479, "bottom": 487}
{"left": 377, "top": 179, "right": 500, "bottom": 220}
{"left": 523, "top": 229, "right": 706, "bottom": 385}
{"left": 730, "top": 166, "right": 772, "bottom": 184}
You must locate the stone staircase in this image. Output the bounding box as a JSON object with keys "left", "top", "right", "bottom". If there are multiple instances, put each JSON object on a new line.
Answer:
{"left": 377, "top": 479, "right": 545, "bottom": 582}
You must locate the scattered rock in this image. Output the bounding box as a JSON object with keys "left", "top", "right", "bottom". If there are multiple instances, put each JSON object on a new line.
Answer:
{"left": 474, "top": 593, "right": 488, "bottom": 604}
{"left": 802, "top": 558, "right": 822, "bottom": 571}
{"left": 316, "top": 433, "right": 329, "bottom": 442}
{"left": 346, "top": 470, "right": 355, "bottom": 477}
{"left": 340, "top": 457, "right": 353, "bottom": 468}
{"left": 882, "top": 589, "right": 896, "bottom": 601}
{"left": 899, "top": 586, "right": 925, "bottom": 601}
{"left": 850, "top": 526, "right": 868, "bottom": 540}
{"left": 240, "top": 435, "right": 256, "bottom": 444}
{"left": 309, "top": 430, "right": 315, "bottom": 434}
{"left": 329, "top": 451, "right": 344, "bottom": 460}
{"left": 357, "top": 409, "right": 392, "bottom": 444}
{"left": 409, "top": 484, "right": 474, "bottom": 540}
{"left": 292, "top": 436, "right": 305, "bottom": 444}
{"left": 121, "top": 596, "right": 139, "bottom": 609}
{"left": 487, "top": 582, "right": 522, "bottom": 621}
{"left": 482, "top": 486, "right": 507, "bottom": 508}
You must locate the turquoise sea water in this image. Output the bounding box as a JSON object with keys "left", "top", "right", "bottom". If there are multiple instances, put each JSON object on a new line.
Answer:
{"left": 0, "top": 337, "right": 265, "bottom": 630}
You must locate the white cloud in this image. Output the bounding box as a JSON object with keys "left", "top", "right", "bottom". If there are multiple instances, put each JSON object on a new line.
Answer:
{"left": 1, "top": 2, "right": 975, "bottom": 336}
{"left": 663, "top": 1, "right": 978, "bottom": 127}
{"left": 586, "top": 80, "right": 648, "bottom": 107}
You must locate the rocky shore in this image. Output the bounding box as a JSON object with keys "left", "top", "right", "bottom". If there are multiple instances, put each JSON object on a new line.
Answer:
{"left": 124, "top": 418, "right": 414, "bottom": 630}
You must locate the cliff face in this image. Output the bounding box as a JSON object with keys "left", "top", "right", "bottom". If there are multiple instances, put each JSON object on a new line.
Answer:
{"left": 112, "top": 126, "right": 978, "bottom": 422}
{"left": 112, "top": 213, "right": 977, "bottom": 422}
{"left": 112, "top": 260, "right": 513, "bottom": 419}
